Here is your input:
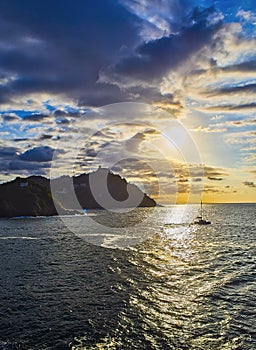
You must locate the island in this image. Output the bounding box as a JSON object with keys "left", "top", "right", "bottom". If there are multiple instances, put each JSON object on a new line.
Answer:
{"left": 0, "top": 167, "right": 156, "bottom": 218}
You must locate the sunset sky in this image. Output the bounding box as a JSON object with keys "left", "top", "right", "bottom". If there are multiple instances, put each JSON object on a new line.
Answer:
{"left": 0, "top": 0, "right": 255, "bottom": 204}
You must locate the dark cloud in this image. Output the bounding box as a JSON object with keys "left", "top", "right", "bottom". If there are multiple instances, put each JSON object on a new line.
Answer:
{"left": 18, "top": 146, "right": 55, "bottom": 162}
{"left": 0, "top": 146, "right": 20, "bottom": 174}
{"left": 179, "top": 178, "right": 189, "bottom": 183}
{"left": 186, "top": 165, "right": 228, "bottom": 179}
{"left": 39, "top": 134, "right": 54, "bottom": 140}
{"left": 219, "top": 59, "right": 256, "bottom": 73}
{"left": 204, "top": 185, "right": 224, "bottom": 193}
{"left": 193, "top": 177, "right": 202, "bottom": 182}
{"left": 14, "top": 138, "right": 29, "bottom": 142}
{"left": 0, "top": 0, "right": 141, "bottom": 105}
{"left": 227, "top": 102, "right": 256, "bottom": 110}
{"left": 100, "top": 6, "right": 223, "bottom": 86}
{"left": 230, "top": 119, "right": 256, "bottom": 126}
{"left": 55, "top": 117, "right": 70, "bottom": 125}
{"left": 77, "top": 84, "right": 137, "bottom": 107}
{"left": 0, "top": 2, "right": 225, "bottom": 107}
{"left": 204, "top": 166, "right": 228, "bottom": 178}
{"left": 0, "top": 147, "right": 18, "bottom": 158}
{"left": 191, "top": 59, "right": 256, "bottom": 78}
{"left": 22, "top": 114, "right": 48, "bottom": 121}
{"left": 243, "top": 181, "right": 256, "bottom": 188}
{"left": 205, "top": 103, "right": 256, "bottom": 112}
{"left": 0, "top": 145, "right": 65, "bottom": 176}
{"left": 1, "top": 115, "right": 19, "bottom": 122}
{"left": 54, "top": 110, "right": 68, "bottom": 117}
{"left": 0, "top": 147, "right": 19, "bottom": 175}
{"left": 205, "top": 83, "right": 256, "bottom": 97}
{"left": 8, "top": 159, "right": 49, "bottom": 172}
{"left": 85, "top": 149, "right": 99, "bottom": 158}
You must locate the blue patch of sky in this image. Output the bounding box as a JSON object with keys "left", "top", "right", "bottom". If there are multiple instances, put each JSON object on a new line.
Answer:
{"left": 0, "top": 123, "right": 26, "bottom": 140}
{"left": 63, "top": 105, "right": 81, "bottom": 113}
{"left": 0, "top": 109, "right": 41, "bottom": 119}
{"left": 43, "top": 102, "right": 56, "bottom": 113}
{"left": 21, "top": 123, "right": 43, "bottom": 135}
{"left": 207, "top": 78, "right": 256, "bottom": 91}
{"left": 36, "top": 102, "right": 86, "bottom": 115}
{"left": 219, "top": 113, "right": 255, "bottom": 122}
{"left": 194, "top": 0, "right": 256, "bottom": 36}
{"left": 195, "top": 0, "right": 253, "bottom": 19}
{"left": 0, "top": 118, "right": 44, "bottom": 140}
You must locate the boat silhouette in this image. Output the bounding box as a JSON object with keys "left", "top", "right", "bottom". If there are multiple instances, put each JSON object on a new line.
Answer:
{"left": 193, "top": 200, "right": 211, "bottom": 225}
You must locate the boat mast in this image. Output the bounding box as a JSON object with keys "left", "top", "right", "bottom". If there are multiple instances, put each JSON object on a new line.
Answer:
{"left": 200, "top": 200, "right": 203, "bottom": 217}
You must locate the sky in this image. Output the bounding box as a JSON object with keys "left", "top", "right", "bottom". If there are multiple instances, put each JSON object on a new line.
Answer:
{"left": 0, "top": 0, "right": 256, "bottom": 204}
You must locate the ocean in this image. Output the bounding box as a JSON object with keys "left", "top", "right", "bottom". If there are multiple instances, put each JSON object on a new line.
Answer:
{"left": 0, "top": 204, "right": 255, "bottom": 349}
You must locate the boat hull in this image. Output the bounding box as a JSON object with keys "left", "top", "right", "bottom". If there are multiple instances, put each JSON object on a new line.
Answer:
{"left": 194, "top": 219, "right": 211, "bottom": 225}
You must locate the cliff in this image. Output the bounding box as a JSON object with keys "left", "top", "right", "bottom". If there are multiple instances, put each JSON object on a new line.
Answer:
{"left": 0, "top": 168, "right": 156, "bottom": 218}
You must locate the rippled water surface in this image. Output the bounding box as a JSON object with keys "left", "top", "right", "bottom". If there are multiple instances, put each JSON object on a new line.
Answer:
{"left": 0, "top": 204, "right": 255, "bottom": 349}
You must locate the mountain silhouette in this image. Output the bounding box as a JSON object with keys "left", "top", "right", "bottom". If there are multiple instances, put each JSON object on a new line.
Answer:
{"left": 0, "top": 167, "right": 156, "bottom": 218}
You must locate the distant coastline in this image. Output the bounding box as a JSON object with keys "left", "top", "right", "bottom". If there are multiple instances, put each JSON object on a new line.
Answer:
{"left": 0, "top": 167, "right": 156, "bottom": 218}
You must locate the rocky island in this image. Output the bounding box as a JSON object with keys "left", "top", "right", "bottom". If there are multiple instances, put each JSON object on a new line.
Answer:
{"left": 0, "top": 168, "right": 156, "bottom": 218}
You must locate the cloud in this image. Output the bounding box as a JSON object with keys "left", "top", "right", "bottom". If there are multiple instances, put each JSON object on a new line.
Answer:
{"left": 204, "top": 186, "right": 224, "bottom": 193}
{"left": 0, "top": 144, "right": 67, "bottom": 178}
{"left": 203, "top": 102, "right": 256, "bottom": 113}
{"left": 0, "top": 0, "right": 254, "bottom": 117}
{"left": 0, "top": 0, "right": 142, "bottom": 106}
{"left": 8, "top": 159, "right": 49, "bottom": 172}
{"left": 207, "top": 176, "right": 223, "bottom": 181}
{"left": 204, "top": 83, "right": 256, "bottom": 97}
{"left": 0, "top": 114, "right": 19, "bottom": 122}
{"left": 190, "top": 59, "right": 256, "bottom": 80}
{"left": 237, "top": 10, "right": 256, "bottom": 24}
{"left": 39, "top": 134, "right": 54, "bottom": 140}
{"left": 99, "top": 6, "right": 223, "bottom": 89}
{"left": 0, "top": 146, "right": 18, "bottom": 158}
{"left": 0, "top": 1, "right": 254, "bottom": 118}
{"left": 192, "top": 125, "right": 227, "bottom": 133}
{"left": 22, "top": 114, "right": 48, "bottom": 121}
{"left": 225, "top": 131, "right": 256, "bottom": 146}
{"left": 152, "top": 100, "right": 183, "bottom": 116}
{"left": 18, "top": 146, "right": 56, "bottom": 162}
{"left": 227, "top": 119, "right": 256, "bottom": 127}
{"left": 125, "top": 132, "right": 146, "bottom": 152}
{"left": 243, "top": 181, "right": 256, "bottom": 188}
{"left": 220, "top": 60, "right": 256, "bottom": 74}
{"left": 0, "top": 145, "right": 52, "bottom": 176}
{"left": 204, "top": 166, "right": 228, "bottom": 178}
{"left": 192, "top": 177, "right": 202, "bottom": 182}
{"left": 0, "top": 0, "right": 255, "bottom": 202}
{"left": 121, "top": 0, "right": 193, "bottom": 41}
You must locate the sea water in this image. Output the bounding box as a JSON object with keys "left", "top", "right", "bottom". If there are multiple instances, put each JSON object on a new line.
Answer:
{"left": 0, "top": 204, "right": 255, "bottom": 349}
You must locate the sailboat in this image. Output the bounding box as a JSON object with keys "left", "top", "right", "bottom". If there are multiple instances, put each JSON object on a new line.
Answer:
{"left": 193, "top": 200, "right": 211, "bottom": 225}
